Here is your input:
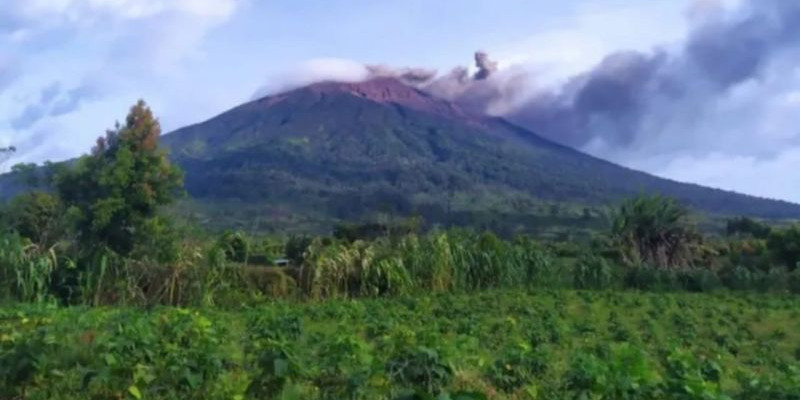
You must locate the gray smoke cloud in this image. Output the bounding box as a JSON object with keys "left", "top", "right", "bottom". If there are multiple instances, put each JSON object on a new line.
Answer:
{"left": 364, "top": 50, "right": 500, "bottom": 90}
{"left": 473, "top": 51, "right": 498, "bottom": 80}
{"left": 420, "top": 51, "right": 528, "bottom": 114}
{"left": 498, "top": 0, "right": 800, "bottom": 150}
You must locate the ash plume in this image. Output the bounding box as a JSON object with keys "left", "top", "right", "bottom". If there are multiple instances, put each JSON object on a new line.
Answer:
{"left": 421, "top": 51, "right": 527, "bottom": 114}
{"left": 473, "top": 51, "right": 498, "bottom": 80}
{"left": 502, "top": 0, "right": 800, "bottom": 150}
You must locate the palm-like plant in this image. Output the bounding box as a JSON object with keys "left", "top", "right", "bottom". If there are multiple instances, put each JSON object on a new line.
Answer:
{"left": 611, "top": 195, "right": 701, "bottom": 269}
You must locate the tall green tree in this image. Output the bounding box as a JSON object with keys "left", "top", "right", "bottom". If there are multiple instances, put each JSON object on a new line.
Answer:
{"left": 57, "top": 100, "right": 183, "bottom": 259}
{"left": 611, "top": 195, "right": 701, "bottom": 269}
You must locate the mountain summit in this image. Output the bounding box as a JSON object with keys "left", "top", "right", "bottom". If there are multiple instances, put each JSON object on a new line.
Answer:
{"left": 304, "top": 78, "right": 465, "bottom": 116}
{"left": 158, "top": 77, "right": 800, "bottom": 232}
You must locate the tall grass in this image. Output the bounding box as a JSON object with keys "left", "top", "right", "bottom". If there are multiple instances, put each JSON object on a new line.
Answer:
{"left": 302, "top": 230, "right": 561, "bottom": 299}
{"left": 0, "top": 231, "right": 269, "bottom": 306}
{"left": 3, "top": 228, "right": 800, "bottom": 306}
{"left": 0, "top": 233, "right": 57, "bottom": 303}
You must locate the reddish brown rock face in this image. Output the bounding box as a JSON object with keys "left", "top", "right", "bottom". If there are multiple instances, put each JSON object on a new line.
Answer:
{"left": 269, "top": 77, "right": 478, "bottom": 123}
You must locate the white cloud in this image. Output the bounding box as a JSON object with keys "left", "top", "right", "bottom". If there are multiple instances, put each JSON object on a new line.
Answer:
{"left": 252, "top": 58, "right": 370, "bottom": 99}
{"left": 9, "top": 0, "right": 236, "bottom": 23}
{"left": 0, "top": 0, "right": 242, "bottom": 170}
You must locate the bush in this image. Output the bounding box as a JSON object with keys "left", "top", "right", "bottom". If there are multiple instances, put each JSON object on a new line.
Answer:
{"left": 0, "top": 231, "right": 58, "bottom": 302}
{"left": 564, "top": 344, "right": 659, "bottom": 398}
{"left": 485, "top": 345, "right": 548, "bottom": 393}
{"left": 286, "top": 235, "right": 314, "bottom": 265}
{"left": 719, "top": 265, "right": 754, "bottom": 291}
{"left": 387, "top": 346, "right": 453, "bottom": 395}
{"left": 573, "top": 254, "right": 615, "bottom": 289}
{"left": 738, "top": 364, "right": 800, "bottom": 400}
{"left": 768, "top": 225, "right": 800, "bottom": 271}
{"left": 790, "top": 269, "right": 800, "bottom": 295}
{"left": 216, "top": 231, "right": 250, "bottom": 263}
{"left": 2, "top": 191, "right": 65, "bottom": 249}
{"left": 744, "top": 267, "right": 787, "bottom": 292}
{"left": 677, "top": 268, "right": 721, "bottom": 293}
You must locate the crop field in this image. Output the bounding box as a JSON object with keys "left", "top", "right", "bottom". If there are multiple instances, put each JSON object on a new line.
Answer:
{"left": 3, "top": 290, "right": 799, "bottom": 399}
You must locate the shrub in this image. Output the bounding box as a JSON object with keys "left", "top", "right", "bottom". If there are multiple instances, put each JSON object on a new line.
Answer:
{"left": 387, "top": 346, "right": 453, "bottom": 395}
{"left": 564, "top": 345, "right": 659, "bottom": 398}
{"left": 247, "top": 339, "right": 301, "bottom": 399}
{"left": 719, "top": 265, "right": 754, "bottom": 291}
{"left": 677, "top": 268, "right": 722, "bottom": 292}
{"left": 738, "top": 364, "right": 800, "bottom": 400}
{"left": 573, "top": 254, "right": 615, "bottom": 289}
{"left": 768, "top": 226, "right": 800, "bottom": 271}
{"left": 612, "top": 195, "right": 701, "bottom": 269}
{"left": 0, "top": 231, "right": 58, "bottom": 302}
{"left": 216, "top": 231, "right": 250, "bottom": 263}
{"left": 662, "top": 349, "right": 728, "bottom": 399}
{"left": 286, "top": 235, "right": 314, "bottom": 265}
{"left": 485, "top": 345, "right": 548, "bottom": 393}
{"left": 3, "top": 191, "right": 65, "bottom": 249}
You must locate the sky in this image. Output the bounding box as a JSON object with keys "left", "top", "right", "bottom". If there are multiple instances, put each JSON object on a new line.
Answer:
{"left": 2, "top": 0, "right": 799, "bottom": 202}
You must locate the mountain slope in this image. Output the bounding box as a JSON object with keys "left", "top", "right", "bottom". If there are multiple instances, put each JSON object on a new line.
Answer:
{"left": 158, "top": 77, "right": 800, "bottom": 232}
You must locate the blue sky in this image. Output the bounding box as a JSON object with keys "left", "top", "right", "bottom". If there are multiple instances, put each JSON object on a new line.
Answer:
{"left": 4, "top": 0, "right": 800, "bottom": 203}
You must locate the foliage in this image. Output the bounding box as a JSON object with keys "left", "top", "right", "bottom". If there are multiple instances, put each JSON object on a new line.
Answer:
{"left": 299, "top": 230, "right": 559, "bottom": 299}
{"left": 726, "top": 216, "right": 771, "bottom": 239}
{"left": 285, "top": 234, "right": 314, "bottom": 265}
{"left": 2, "top": 191, "right": 65, "bottom": 249}
{"left": 612, "top": 195, "right": 702, "bottom": 269}
{"left": 334, "top": 218, "right": 422, "bottom": 243}
{"left": 564, "top": 344, "right": 661, "bottom": 398}
{"left": 0, "top": 231, "right": 58, "bottom": 302}
{"left": 485, "top": 344, "right": 548, "bottom": 393}
{"left": 766, "top": 225, "right": 800, "bottom": 271}
{"left": 387, "top": 346, "right": 454, "bottom": 395}
{"left": 2, "top": 290, "right": 800, "bottom": 399}
{"left": 574, "top": 253, "right": 615, "bottom": 289}
{"left": 10, "top": 163, "right": 41, "bottom": 188}
{"left": 3, "top": 220, "right": 800, "bottom": 306}
{"left": 56, "top": 100, "right": 184, "bottom": 260}
{"left": 216, "top": 230, "right": 250, "bottom": 263}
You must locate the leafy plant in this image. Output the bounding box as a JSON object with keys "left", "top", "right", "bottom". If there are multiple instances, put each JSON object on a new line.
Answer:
{"left": 612, "top": 195, "right": 701, "bottom": 269}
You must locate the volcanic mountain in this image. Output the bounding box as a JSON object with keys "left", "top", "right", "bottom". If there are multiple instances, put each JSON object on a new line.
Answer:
{"left": 154, "top": 77, "right": 800, "bottom": 233}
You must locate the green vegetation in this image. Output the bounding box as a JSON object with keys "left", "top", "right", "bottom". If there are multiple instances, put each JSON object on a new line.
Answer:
{"left": 3, "top": 101, "right": 800, "bottom": 398}
{"left": 57, "top": 100, "right": 184, "bottom": 261}
{"left": 3, "top": 291, "right": 800, "bottom": 399}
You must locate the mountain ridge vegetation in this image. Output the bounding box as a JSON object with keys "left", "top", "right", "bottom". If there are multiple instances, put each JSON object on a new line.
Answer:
{"left": 158, "top": 77, "right": 800, "bottom": 233}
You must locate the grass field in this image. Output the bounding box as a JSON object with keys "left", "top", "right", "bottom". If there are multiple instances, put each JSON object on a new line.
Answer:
{"left": 3, "top": 290, "right": 800, "bottom": 399}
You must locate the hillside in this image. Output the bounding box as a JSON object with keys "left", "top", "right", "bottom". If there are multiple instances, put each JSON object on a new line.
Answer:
{"left": 156, "top": 77, "right": 800, "bottom": 233}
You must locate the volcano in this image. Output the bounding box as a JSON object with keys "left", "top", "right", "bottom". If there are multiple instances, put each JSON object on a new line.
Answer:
{"left": 152, "top": 77, "right": 800, "bottom": 232}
